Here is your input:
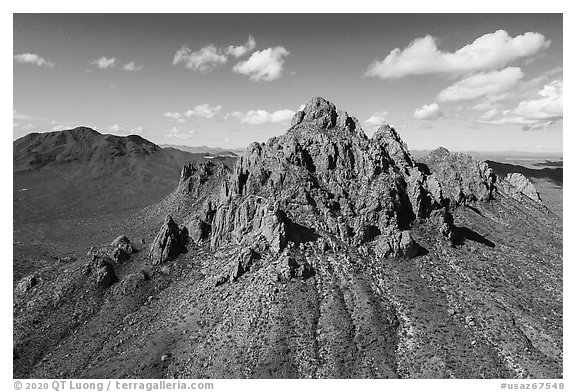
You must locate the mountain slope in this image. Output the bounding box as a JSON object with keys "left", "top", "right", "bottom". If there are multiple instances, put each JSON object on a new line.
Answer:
{"left": 13, "top": 127, "right": 237, "bottom": 224}
{"left": 13, "top": 100, "right": 562, "bottom": 379}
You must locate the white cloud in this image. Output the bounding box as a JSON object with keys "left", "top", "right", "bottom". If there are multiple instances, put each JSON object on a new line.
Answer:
{"left": 122, "top": 61, "right": 143, "bottom": 71}
{"left": 14, "top": 53, "right": 55, "bottom": 68}
{"left": 228, "top": 109, "right": 295, "bottom": 125}
{"left": 92, "top": 57, "right": 116, "bottom": 69}
{"left": 163, "top": 112, "right": 186, "bottom": 123}
{"left": 471, "top": 102, "right": 497, "bottom": 112}
{"left": 226, "top": 35, "right": 256, "bottom": 58}
{"left": 233, "top": 47, "right": 289, "bottom": 81}
{"left": 108, "top": 124, "right": 123, "bottom": 133}
{"left": 165, "top": 127, "right": 196, "bottom": 140}
{"left": 173, "top": 44, "right": 227, "bottom": 72}
{"left": 414, "top": 103, "right": 442, "bottom": 120}
{"left": 185, "top": 104, "right": 223, "bottom": 119}
{"left": 364, "top": 111, "right": 389, "bottom": 126}
{"left": 437, "top": 67, "right": 524, "bottom": 102}
{"left": 514, "top": 80, "right": 563, "bottom": 121}
{"left": 366, "top": 30, "right": 549, "bottom": 79}
{"left": 478, "top": 80, "right": 563, "bottom": 126}
{"left": 164, "top": 112, "right": 182, "bottom": 120}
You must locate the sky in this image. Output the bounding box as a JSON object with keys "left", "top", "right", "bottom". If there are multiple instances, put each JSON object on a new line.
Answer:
{"left": 13, "top": 14, "right": 563, "bottom": 153}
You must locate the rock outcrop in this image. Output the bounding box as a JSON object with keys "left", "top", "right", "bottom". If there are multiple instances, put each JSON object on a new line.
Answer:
{"left": 83, "top": 255, "right": 118, "bottom": 289}
{"left": 419, "top": 147, "right": 497, "bottom": 206}
{"left": 502, "top": 172, "right": 543, "bottom": 204}
{"left": 203, "top": 98, "right": 465, "bottom": 260}
{"left": 149, "top": 215, "right": 189, "bottom": 265}
{"left": 110, "top": 235, "right": 136, "bottom": 263}
{"left": 16, "top": 275, "right": 39, "bottom": 294}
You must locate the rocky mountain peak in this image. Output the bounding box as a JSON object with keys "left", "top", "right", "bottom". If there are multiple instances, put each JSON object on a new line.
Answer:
{"left": 183, "top": 97, "right": 468, "bottom": 259}
{"left": 291, "top": 97, "right": 361, "bottom": 134}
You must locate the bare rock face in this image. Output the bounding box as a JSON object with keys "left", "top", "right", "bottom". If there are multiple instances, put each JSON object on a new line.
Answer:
{"left": 419, "top": 147, "right": 496, "bottom": 206}
{"left": 149, "top": 215, "right": 189, "bottom": 265}
{"left": 502, "top": 173, "right": 542, "bottom": 204}
{"left": 179, "top": 163, "right": 194, "bottom": 184}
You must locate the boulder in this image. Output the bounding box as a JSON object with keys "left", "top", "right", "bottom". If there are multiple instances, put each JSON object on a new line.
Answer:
{"left": 17, "top": 275, "right": 38, "bottom": 294}
{"left": 111, "top": 235, "right": 135, "bottom": 254}
{"left": 149, "top": 215, "right": 189, "bottom": 265}
{"left": 229, "top": 248, "right": 260, "bottom": 282}
{"left": 503, "top": 173, "right": 542, "bottom": 204}
{"left": 83, "top": 255, "right": 118, "bottom": 289}
{"left": 186, "top": 218, "right": 211, "bottom": 244}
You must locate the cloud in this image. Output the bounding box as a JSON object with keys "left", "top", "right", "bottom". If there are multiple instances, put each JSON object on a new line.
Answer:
{"left": 364, "top": 111, "right": 389, "bottom": 126}
{"left": 92, "top": 57, "right": 116, "bottom": 69}
{"left": 366, "top": 30, "right": 549, "bottom": 79}
{"left": 233, "top": 47, "right": 289, "bottom": 81}
{"left": 185, "top": 104, "right": 223, "bottom": 119}
{"left": 478, "top": 80, "right": 563, "bottom": 126}
{"left": 14, "top": 53, "right": 55, "bottom": 68}
{"left": 226, "top": 35, "right": 256, "bottom": 58}
{"left": 107, "top": 124, "right": 124, "bottom": 133}
{"left": 472, "top": 101, "right": 499, "bottom": 112}
{"left": 122, "top": 61, "right": 143, "bottom": 71}
{"left": 414, "top": 103, "right": 442, "bottom": 120}
{"left": 163, "top": 112, "right": 185, "bottom": 123}
{"left": 522, "top": 121, "right": 556, "bottom": 131}
{"left": 173, "top": 44, "right": 227, "bottom": 72}
{"left": 163, "top": 112, "right": 181, "bottom": 119}
{"left": 165, "top": 127, "right": 196, "bottom": 140}
{"left": 227, "top": 109, "right": 295, "bottom": 125}
{"left": 514, "top": 80, "right": 563, "bottom": 121}
{"left": 437, "top": 67, "right": 524, "bottom": 102}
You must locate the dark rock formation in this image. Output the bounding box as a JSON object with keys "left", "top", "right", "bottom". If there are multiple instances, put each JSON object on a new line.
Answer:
{"left": 149, "top": 215, "right": 189, "bottom": 265}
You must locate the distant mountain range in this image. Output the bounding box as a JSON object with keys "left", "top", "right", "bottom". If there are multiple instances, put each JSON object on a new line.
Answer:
{"left": 13, "top": 127, "right": 238, "bottom": 224}
{"left": 160, "top": 144, "right": 242, "bottom": 156}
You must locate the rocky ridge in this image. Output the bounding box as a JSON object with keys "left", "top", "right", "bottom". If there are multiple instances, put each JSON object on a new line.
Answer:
{"left": 14, "top": 97, "right": 562, "bottom": 379}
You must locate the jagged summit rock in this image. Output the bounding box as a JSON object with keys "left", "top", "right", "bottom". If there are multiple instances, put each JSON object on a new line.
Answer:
{"left": 291, "top": 97, "right": 362, "bottom": 134}
{"left": 198, "top": 97, "right": 459, "bottom": 259}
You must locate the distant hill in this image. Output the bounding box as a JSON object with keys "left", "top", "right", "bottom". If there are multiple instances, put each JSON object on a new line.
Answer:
{"left": 13, "top": 127, "right": 237, "bottom": 224}
{"left": 160, "top": 144, "right": 243, "bottom": 156}
{"left": 485, "top": 160, "right": 563, "bottom": 186}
